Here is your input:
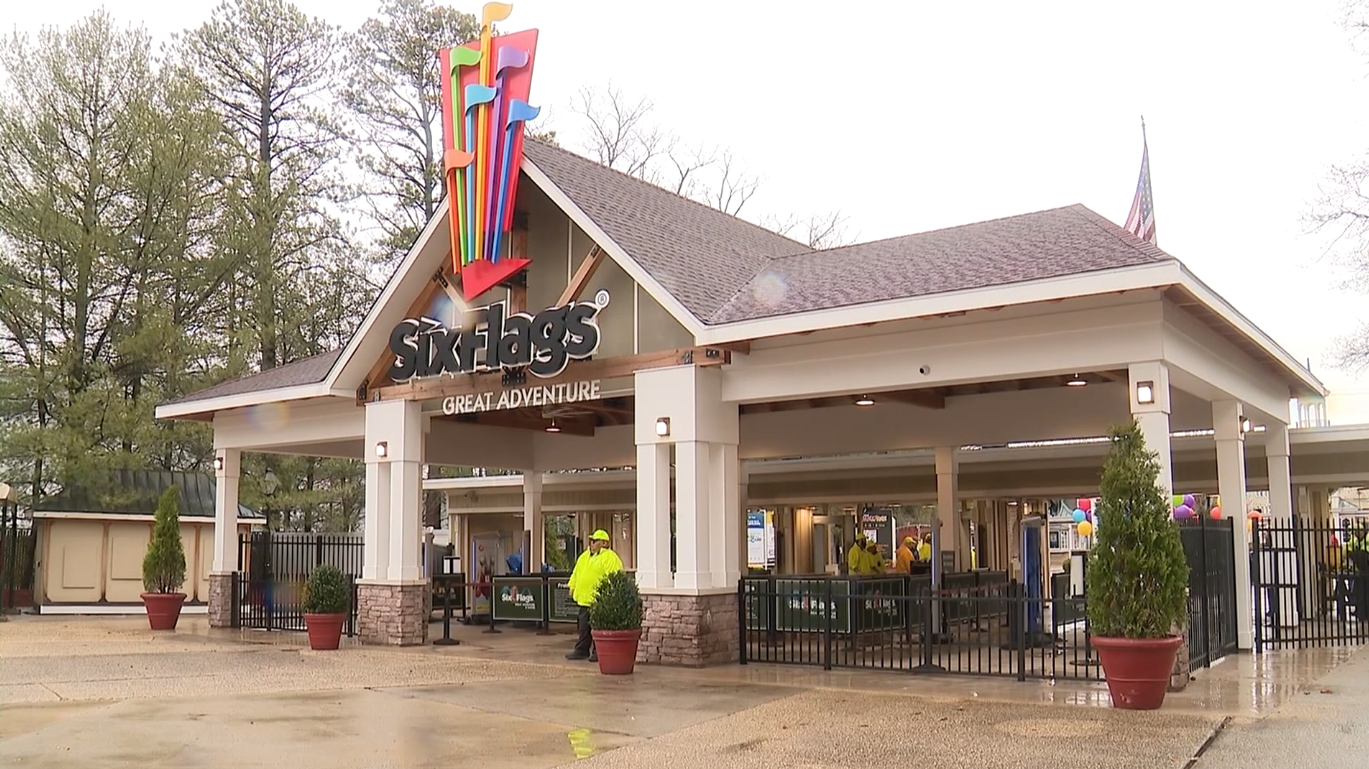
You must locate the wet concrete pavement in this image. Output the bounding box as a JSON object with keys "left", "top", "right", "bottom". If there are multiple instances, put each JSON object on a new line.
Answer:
{"left": 1, "top": 616, "right": 1361, "bottom": 768}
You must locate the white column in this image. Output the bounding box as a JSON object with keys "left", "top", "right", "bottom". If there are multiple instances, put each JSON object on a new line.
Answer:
{"left": 1129, "top": 362, "right": 1173, "bottom": 499}
{"left": 934, "top": 446, "right": 959, "bottom": 580}
{"left": 674, "top": 441, "right": 713, "bottom": 590}
{"left": 1214, "top": 399, "right": 1253, "bottom": 650}
{"left": 737, "top": 466, "right": 750, "bottom": 576}
{"left": 635, "top": 442, "right": 673, "bottom": 590}
{"left": 1267, "top": 423, "right": 1292, "bottom": 523}
{"left": 710, "top": 442, "right": 741, "bottom": 589}
{"left": 523, "top": 473, "right": 544, "bottom": 573}
{"left": 212, "top": 448, "right": 241, "bottom": 573}
{"left": 363, "top": 399, "right": 424, "bottom": 583}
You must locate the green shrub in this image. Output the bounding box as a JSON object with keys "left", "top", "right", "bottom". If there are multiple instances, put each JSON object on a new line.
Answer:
{"left": 1085, "top": 420, "right": 1190, "bottom": 638}
{"left": 142, "top": 488, "right": 187, "bottom": 594}
{"left": 302, "top": 564, "right": 351, "bottom": 615}
{"left": 588, "top": 571, "right": 642, "bottom": 630}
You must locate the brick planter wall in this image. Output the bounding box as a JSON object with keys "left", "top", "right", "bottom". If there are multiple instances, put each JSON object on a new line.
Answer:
{"left": 207, "top": 573, "right": 234, "bottom": 628}
{"left": 357, "top": 582, "right": 428, "bottom": 646}
{"left": 639, "top": 592, "right": 739, "bottom": 667}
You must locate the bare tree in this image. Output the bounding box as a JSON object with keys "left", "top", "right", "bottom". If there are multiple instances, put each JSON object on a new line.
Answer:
{"left": 1308, "top": 2, "right": 1369, "bottom": 372}
{"left": 763, "top": 210, "right": 857, "bottom": 250}
{"left": 569, "top": 83, "right": 762, "bottom": 213}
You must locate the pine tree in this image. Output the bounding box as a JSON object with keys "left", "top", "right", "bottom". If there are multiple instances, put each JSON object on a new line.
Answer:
{"left": 143, "top": 487, "right": 187, "bottom": 594}
{"left": 1085, "top": 420, "right": 1190, "bottom": 638}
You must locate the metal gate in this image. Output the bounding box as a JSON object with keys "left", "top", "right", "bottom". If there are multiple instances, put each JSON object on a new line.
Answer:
{"left": 233, "top": 531, "right": 363, "bottom": 632}
{"left": 1178, "top": 517, "right": 1238, "bottom": 668}
{"left": 1253, "top": 518, "right": 1368, "bottom": 650}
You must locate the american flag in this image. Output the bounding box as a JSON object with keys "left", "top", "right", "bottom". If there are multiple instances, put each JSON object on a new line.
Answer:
{"left": 1124, "top": 130, "right": 1157, "bottom": 244}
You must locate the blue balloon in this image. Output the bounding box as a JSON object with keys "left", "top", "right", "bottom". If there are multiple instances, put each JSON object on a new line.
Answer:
{"left": 1072, "top": 509, "right": 1086, "bottom": 523}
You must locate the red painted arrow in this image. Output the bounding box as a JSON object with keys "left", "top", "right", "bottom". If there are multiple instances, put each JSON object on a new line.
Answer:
{"left": 460, "top": 257, "right": 531, "bottom": 301}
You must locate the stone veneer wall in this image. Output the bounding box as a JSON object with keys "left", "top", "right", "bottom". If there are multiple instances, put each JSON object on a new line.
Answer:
{"left": 207, "top": 573, "right": 234, "bottom": 628}
{"left": 1169, "top": 616, "right": 1192, "bottom": 692}
{"left": 638, "top": 593, "right": 739, "bottom": 667}
{"left": 357, "top": 582, "right": 428, "bottom": 646}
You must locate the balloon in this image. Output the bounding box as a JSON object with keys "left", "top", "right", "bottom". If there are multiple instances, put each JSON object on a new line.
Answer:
{"left": 1183, "top": 493, "right": 1196, "bottom": 509}
{"left": 1172, "top": 495, "right": 1185, "bottom": 508}
{"left": 1210, "top": 506, "right": 1222, "bottom": 520}
{"left": 1247, "top": 510, "right": 1261, "bottom": 520}
{"left": 1077, "top": 520, "right": 1094, "bottom": 537}
{"left": 1072, "top": 509, "right": 1086, "bottom": 524}
{"left": 1173, "top": 504, "right": 1194, "bottom": 520}
{"left": 1077, "top": 498, "right": 1092, "bottom": 512}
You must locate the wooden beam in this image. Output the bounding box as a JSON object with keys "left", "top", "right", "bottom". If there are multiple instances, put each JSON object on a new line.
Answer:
{"left": 372, "top": 346, "right": 732, "bottom": 402}
{"left": 556, "top": 245, "right": 604, "bottom": 307}
{"left": 357, "top": 270, "right": 451, "bottom": 403}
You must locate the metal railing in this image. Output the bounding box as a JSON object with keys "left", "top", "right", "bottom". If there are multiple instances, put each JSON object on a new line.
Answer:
{"left": 1253, "top": 519, "right": 1369, "bottom": 651}
{"left": 231, "top": 571, "right": 358, "bottom": 635}
{"left": 739, "top": 573, "right": 1102, "bottom": 681}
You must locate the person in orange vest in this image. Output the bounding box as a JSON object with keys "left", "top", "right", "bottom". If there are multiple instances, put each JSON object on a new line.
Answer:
{"left": 895, "top": 536, "right": 917, "bottom": 573}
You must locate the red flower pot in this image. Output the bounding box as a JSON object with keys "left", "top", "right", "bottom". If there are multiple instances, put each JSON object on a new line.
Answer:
{"left": 1093, "top": 635, "right": 1184, "bottom": 710}
{"left": 304, "top": 613, "right": 347, "bottom": 651}
{"left": 141, "top": 592, "right": 186, "bottom": 630}
{"left": 591, "top": 629, "right": 641, "bottom": 675}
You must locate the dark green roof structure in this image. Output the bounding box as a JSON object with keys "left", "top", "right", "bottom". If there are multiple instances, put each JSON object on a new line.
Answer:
{"left": 34, "top": 470, "right": 261, "bottom": 519}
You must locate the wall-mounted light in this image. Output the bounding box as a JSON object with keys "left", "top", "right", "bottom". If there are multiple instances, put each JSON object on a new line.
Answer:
{"left": 546, "top": 420, "right": 561, "bottom": 434}
{"left": 374, "top": 440, "right": 389, "bottom": 458}
{"left": 1136, "top": 380, "right": 1155, "bottom": 405}
{"left": 1066, "top": 374, "right": 1087, "bottom": 387}
{"left": 213, "top": 456, "right": 224, "bottom": 472}
{"left": 1240, "top": 417, "right": 1252, "bottom": 434}
{"left": 854, "top": 395, "right": 875, "bottom": 407}
{"left": 655, "top": 417, "right": 670, "bottom": 437}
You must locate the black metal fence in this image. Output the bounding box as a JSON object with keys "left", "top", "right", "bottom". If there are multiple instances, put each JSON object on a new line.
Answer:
{"left": 1253, "top": 519, "right": 1368, "bottom": 650}
{"left": 739, "top": 573, "right": 1102, "bottom": 681}
{"left": 1178, "top": 517, "right": 1238, "bottom": 668}
{"left": 233, "top": 531, "right": 364, "bottom": 632}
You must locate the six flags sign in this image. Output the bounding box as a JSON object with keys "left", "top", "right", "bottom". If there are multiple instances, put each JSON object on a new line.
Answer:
{"left": 441, "top": 2, "right": 541, "bottom": 301}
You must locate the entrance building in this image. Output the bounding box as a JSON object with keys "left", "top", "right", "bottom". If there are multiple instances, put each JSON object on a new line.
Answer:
{"left": 157, "top": 136, "right": 1363, "bottom": 665}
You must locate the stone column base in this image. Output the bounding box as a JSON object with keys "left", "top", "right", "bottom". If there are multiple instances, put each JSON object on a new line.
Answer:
{"left": 639, "top": 592, "right": 739, "bottom": 667}
{"left": 207, "top": 573, "right": 235, "bottom": 629}
{"left": 357, "top": 582, "right": 428, "bottom": 646}
{"left": 1169, "top": 616, "right": 1191, "bottom": 691}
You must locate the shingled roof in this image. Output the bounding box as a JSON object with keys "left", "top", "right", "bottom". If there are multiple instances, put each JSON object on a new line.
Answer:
{"left": 35, "top": 470, "right": 262, "bottom": 519}
{"left": 708, "top": 205, "right": 1174, "bottom": 323}
{"left": 160, "top": 349, "right": 341, "bottom": 405}
{"left": 522, "top": 140, "right": 811, "bottom": 320}
{"left": 159, "top": 143, "right": 1180, "bottom": 408}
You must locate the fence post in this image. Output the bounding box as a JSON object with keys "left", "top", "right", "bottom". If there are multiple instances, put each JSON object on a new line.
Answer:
{"left": 1015, "top": 582, "right": 1028, "bottom": 681}
{"left": 315, "top": 534, "right": 324, "bottom": 569}
{"left": 231, "top": 572, "right": 241, "bottom": 629}
{"left": 537, "top": 575, "right": 554, "bottom": 636}
{"left": 823, "top": 577, "right": 833, "bottom": 671}
{"left": 434, "top": 576, "right": 459, "bottom": 646}
{"left": 737, "top": 578, "right": 747, "bottom": 665}
{"left": 1252, "top": 519, "right": 1264, "bottom": 654}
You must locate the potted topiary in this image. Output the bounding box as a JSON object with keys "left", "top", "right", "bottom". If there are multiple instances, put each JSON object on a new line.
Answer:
{"left": 1086, "top": 420, "right": 1190, "bottom": 710}
{"left": 588, "top": 571, "right": 643, "bottom": 675}
{"left": 302, "top": 564, "right": 351, "bottom": 650}
{"left": 141, "top": 487, "right": 188, "bottom": 630}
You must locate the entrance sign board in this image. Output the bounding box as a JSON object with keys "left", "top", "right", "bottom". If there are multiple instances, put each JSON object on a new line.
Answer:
{"left": 491, "top": 576, "right": 544, "bottom": 621}
{"left": 388, "top": 294, "right": 606, "bottom": 383}
{"left": 443, "top": 380, "right": 602, "bottom": 415}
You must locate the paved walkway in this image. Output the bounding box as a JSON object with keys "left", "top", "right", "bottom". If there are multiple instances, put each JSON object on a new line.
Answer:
{"left": 1193, "top": 642, "right": 1369, "bottom": 768}
{"left": 0, "top": 616, "right": 1360, "bottom": 768}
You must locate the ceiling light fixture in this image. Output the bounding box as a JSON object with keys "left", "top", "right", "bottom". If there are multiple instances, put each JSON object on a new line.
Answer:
{"left": 546, "top": 420, "right": 561, "bottom": 434}
{"left": 1067, "top": 375, "right": 1087, "bottom": 387}
{"left": 855, "top": 395, "right": 875, "bottom": 407}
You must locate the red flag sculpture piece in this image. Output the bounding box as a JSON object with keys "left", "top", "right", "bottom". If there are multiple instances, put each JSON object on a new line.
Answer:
{"left": 439, "top": 3, "right": 540, "bottom": 300}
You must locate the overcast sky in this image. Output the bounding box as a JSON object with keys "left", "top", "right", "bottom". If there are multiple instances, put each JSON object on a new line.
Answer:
{"left": 10, "top": 0, "right": 1369, "bottom": 395}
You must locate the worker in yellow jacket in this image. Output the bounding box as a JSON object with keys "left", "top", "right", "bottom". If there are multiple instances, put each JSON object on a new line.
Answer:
{"left": 917, "top": 533, "right": 933, "bottom": 563}
{"left": 847, "top": 534, "right": 868, "bottom": 574}
{"left": 565, "top": 529, "right": 623, "bottom": 662}
{"left": 895, "top": 536, "right": 917, "bottom": 573}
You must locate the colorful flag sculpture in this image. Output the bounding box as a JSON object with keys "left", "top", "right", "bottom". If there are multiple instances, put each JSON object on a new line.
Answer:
{"left": 439, "top": 3, "right": 540, "bottom": 300}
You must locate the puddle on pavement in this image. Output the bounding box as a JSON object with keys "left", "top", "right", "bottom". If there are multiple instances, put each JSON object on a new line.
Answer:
{"left": 567, "top": 727, "right": 597, "bottom": 759}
